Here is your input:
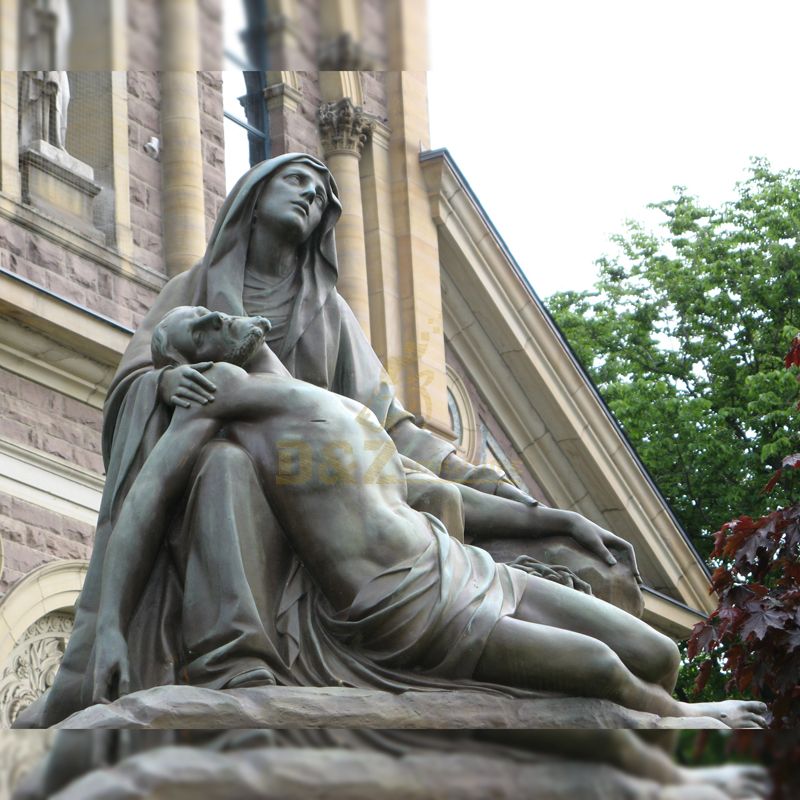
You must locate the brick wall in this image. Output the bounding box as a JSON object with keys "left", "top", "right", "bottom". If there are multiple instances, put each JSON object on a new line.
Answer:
{"left": 0, "top": 496, "right": 94, "bottom": 594}
{"left": 295, "top": 0, "right": 322, "bottom": 67}
{"left": 128, "top": 0, "right": 160, "bottom": 71}
{"left": 0, "top": 225, "right": 157, "bottom": 331}
{"left": 199, "top": 0, "right": 223, "bottom": 70}
{"left": 268, "top": 72, "right": 324, "bottom": 157}
{"left": 199, "top": 72, "right": 227, "bottom": 239}
{"left": 127, "top": 71, "right": 164, "bottom": 276}
{"left": 361, "top": 0, "right": 388, "bottom": 67}
{"left": 0, "top": 369, "right": 103, "bottom": 477}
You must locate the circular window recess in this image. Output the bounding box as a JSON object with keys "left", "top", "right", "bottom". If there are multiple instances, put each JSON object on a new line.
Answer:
{"left": 445, "top": 366, "right": 479, "bottom": 463}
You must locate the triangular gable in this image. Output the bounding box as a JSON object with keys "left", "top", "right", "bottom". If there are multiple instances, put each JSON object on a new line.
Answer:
{"left": 420, "top": 149, "right": 713, "bottom": 637}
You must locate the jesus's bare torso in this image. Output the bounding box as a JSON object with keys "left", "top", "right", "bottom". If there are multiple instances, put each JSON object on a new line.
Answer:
{"left": 190, "top": 363, "right": 433, "bottom": 611}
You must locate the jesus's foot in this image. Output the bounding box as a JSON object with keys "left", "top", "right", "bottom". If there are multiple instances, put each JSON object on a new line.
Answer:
{"left": 679, "top": 699, "right": 768, "bottom": 729}
{"left": 680, "top": 765, "right": 770, "bottom": 799}
{"left": 222, "top": 667, "right": 276, "bottom": 690}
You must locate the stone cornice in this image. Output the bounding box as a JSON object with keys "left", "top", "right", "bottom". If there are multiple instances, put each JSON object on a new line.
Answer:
{"left": 318, "top": 97, "right": 374, "bottom": 158}
{"left": 419, "top": 149, "right": 714, "bottom": 628}
{"left": 0, "top": 436, "right": 103, "bottom": 527}
{"left": 0, "top": 269, "right": 131, "bottom": 409}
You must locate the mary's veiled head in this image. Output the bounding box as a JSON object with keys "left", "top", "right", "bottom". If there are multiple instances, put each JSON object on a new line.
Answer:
{"left": 205, "top": 154, "right": 341, "bottom": 274}
{"left": 202, "top": 153, "right": 343, "bottom": 317}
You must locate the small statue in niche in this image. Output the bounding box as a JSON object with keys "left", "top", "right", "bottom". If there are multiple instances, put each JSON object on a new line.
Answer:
{"left": 18, "top": 0, "right": 72, "bottom": 151}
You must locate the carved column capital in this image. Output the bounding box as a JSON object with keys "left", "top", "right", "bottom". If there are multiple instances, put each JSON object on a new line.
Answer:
{"left": 318, "top": 98, "right": 374, "bottom": 159}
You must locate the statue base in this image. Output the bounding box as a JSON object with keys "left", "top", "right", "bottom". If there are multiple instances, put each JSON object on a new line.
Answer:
{"left": 19, "top": 140, "right": 102, "bottom": 241}
{"left": 12, "top": 688, "right": 759, "bottom": 800}
{"left": 55, "top": 684, "right": 726, "bottom": 730}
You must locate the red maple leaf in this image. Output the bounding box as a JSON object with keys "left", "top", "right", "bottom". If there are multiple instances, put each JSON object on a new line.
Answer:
{"left": 739, "top": 605, "right": 791, "bottom": 642}
{"left": 784, "top": 334, "right": 800, "bottom": 368}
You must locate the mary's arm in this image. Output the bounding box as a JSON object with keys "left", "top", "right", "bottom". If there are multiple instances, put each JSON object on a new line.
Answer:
{"left": 333, "top": 294, "right": 532, "bottom": 501}
{"left": 103, "top": 267, "right": 204, "bottom": 464}
{"left": 93, "top": 409, "right": 222, "bottom": 702}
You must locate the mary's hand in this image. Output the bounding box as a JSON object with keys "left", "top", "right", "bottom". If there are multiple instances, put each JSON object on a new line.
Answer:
{"left": 568, "top": 517, "right": 643, "bottom": 585}
{"left": 159, "top": 362, "right": 217, "bottom": 408}
{"left": 92, "top": 626, "right": 131, "bottom": 705}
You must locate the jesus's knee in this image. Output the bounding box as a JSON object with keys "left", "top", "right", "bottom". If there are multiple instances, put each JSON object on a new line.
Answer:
{"left": 195, "top": 440, "right": 257, "bottom": 483}
{"left": 583, "top": 640, "right": 631, "bottom": 700}
{"left": 649, "top": 633, "right": 681, "bottom": 690}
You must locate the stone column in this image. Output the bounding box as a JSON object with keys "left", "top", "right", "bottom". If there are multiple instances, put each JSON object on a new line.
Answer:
{"left": 160, "top": 0, "right": 206, "bottom": 277}
{"left": 318, "top": 97, "right": 374, "bottom": 340}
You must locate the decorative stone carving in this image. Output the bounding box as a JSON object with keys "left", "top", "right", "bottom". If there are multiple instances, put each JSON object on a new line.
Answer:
{"left": 17, "top": 1, "right": 102, "bottom": 238}
{"left": 318, "top": 32, "right": 375, "bottom": 70}
{"left": 0, "top": 610, "right": 73, "bottom": 728}
{"left": 318, "top": 98, "right": 374, "bottom": 158}
{"left": 18, "top": 0, "right": 72, "bottom": 152}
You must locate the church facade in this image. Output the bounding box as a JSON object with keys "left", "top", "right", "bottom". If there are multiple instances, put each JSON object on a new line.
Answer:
{"left": 0, "top": 0, "right": 712, "bottom": 742}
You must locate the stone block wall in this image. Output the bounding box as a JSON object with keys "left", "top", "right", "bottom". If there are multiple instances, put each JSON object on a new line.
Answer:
{"left": 0, "top": 222, "right": 158, "bottom": 330}
{"left": 199, "top": 71, "right": 227, "bottom": 239}
{"left": 361, "top": 72, "right": 387, "bottom": 121}
{"left": 268, "top": 73, "right": 325, "bottom": 158}
{"left": 127, "top": 71, "right": 164, "bottom": 276}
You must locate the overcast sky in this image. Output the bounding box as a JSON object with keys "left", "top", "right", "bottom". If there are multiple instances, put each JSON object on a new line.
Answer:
{"left": 427, "top": 1, "right": 800, "bottom": 300}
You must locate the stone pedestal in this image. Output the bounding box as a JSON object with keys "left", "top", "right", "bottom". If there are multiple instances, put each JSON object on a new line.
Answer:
{"left": 55, "top": 684, "right": 724, "bottom": 730}
{"left": 19, "top": 140, "right": 101, "bottom": 241}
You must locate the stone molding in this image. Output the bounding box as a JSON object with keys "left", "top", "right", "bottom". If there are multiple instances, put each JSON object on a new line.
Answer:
{"left": 0, "top": 730, "right": 55, "bottom": 799}
{"left": 318, "top": 98, "right": 374, "bottom": 159}
{"left": 318, "top": 32, "right": 375, "bottom": 71}
{"left": 0, "top": 315, "right": 116, "bottom": 410}
{"left": 19, "top": 141, "right": 103, "bottom": 243}
{"left": 445, "top": 365, "right": 479, "bottom": 463}
{"left": 264, "top": 79, "right": 303, "bottom": 116}
{"left": 419, "top": 149, "right": 713, "bottom": 631}
{"left": 0, "top": 609, "right": 73, "bottom": 728}
{"left": 0, "top": 192, "right": 167, "bottom": 292}
{"left": 0, "top": 269, "right": 131, "bottom": 409}
{"left": 0, "top": 560, "right": 86, "bottom": 662}
{"left": 0, "top": 436, "right": 103, "bottom": 527}
{"left": 20, "top": 141, "right": 98, "bottom": 192}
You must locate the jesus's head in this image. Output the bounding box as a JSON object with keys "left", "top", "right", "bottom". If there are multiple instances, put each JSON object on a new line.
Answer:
{"left": 151, "top": 306, "right": 271, "bottom": 369}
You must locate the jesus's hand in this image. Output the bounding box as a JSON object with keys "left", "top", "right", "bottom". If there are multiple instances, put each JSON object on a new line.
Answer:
{"left": 159, "top": 362, "right": 217, "bottom": 408}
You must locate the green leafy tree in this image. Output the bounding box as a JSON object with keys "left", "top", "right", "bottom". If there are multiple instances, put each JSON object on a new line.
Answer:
{"left": 547, "top": 159, "right": 800, "bottom": 557}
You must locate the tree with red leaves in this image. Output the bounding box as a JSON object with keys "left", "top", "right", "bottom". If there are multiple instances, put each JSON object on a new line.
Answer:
{"left": 688, "top": 333, "right": 800, "bottom": 797}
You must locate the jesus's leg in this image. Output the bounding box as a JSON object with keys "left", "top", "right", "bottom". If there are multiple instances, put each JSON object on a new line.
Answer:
{"left": 509, "top": 574, "right": 680, "bottom": 691}
{"left": 474, "top": 576, "right": 767, "bottom": 727}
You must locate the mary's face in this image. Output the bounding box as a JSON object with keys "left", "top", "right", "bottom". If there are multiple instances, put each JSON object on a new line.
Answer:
{"left": 255, "top": 163, "right": 329, "bottom": 243}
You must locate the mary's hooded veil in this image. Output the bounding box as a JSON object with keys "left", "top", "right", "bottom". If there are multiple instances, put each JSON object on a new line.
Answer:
{"left": 23, "top": 153, "right": 457, "bottom": 728}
